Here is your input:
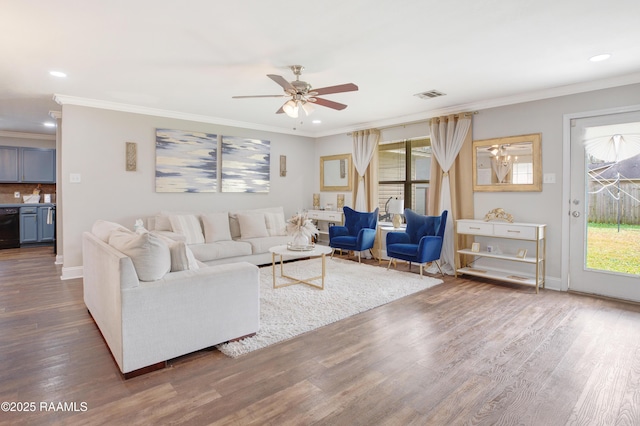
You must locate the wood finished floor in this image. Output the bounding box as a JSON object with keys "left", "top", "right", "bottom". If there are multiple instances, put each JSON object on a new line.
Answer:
{"left": 1, "top": 247, "right": 640, "bottom": 425}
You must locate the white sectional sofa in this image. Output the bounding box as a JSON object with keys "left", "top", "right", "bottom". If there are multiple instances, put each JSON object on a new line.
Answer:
{"left": 82, "top": 220, "right": 261, "bottom": 378}
{"left": 147, "top": 206, "right": 292, "bottom": 266}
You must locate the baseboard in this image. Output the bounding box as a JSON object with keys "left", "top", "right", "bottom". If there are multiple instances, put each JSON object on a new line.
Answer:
{"left": 543, "top": 276, "right": 562, "bottom": 291}
{"left": 55, "top": 254, "right": 63, "bottom": 265}
{"left": 61, "top": 266, "right": 83, "bottom": 280}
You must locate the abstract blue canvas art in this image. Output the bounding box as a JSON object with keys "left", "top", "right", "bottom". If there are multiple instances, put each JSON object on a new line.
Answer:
{"left": 155, "top": 128, "right": 218, "bottom": 192}
{"left": 221, "top": 136, "right": 270, "bottom": 193}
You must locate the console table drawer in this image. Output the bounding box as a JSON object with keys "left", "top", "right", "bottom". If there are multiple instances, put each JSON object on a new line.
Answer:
{"left": 308, "top": 210, "right": 342, "bottom": 221}
{"left": 493, "top": 224, "right": 536, "bottom": 240}
{"left": 457, "top": 221, "right": 493, "bottom": 235}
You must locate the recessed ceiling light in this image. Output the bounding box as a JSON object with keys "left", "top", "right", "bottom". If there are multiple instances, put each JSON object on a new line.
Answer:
{"left": 589, "top": 53, "right": 611, "bottom": 62}
{"left": 49, "top": 70, "right": 67, "bottom": 78}
{"left": 43, "top": 122, "right": 56, "bottom": 127}
{"left": 312, "top": 120, "right": 322, "bottom": 124}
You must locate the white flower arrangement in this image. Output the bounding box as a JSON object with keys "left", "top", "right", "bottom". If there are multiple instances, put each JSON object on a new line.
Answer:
{"left": 286, "top": 212, "right": 319, "bottom": 239}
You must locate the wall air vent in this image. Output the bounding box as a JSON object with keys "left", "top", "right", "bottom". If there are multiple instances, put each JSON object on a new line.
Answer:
{"left": 414, "top": 90, "right": 446, "bottom": 100}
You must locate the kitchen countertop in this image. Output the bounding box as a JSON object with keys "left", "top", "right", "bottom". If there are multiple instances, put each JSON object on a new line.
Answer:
{"left": 0, "top": 203, "right": 56, "bottom": 208}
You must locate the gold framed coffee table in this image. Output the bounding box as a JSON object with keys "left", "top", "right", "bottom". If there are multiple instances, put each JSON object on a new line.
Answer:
{"left": 269, "top": 244, "right": 333, "bottom": 290}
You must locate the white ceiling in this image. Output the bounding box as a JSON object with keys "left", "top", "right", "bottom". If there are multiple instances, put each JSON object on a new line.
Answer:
{"left": 2, "top": 0, "right": 640, "bottom": 138}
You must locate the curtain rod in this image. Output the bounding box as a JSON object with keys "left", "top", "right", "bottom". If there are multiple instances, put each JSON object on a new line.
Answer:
{"left": 346, "top": 111, "right": 478, "bottom": 135}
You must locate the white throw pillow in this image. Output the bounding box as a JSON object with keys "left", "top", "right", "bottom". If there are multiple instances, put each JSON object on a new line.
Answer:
{"left": 108, "top": 230, "right": 171, "bottom": 281}
{"left": 168, "top": 214, "right": 205, "bottom": 244}
{"left": 152, "top": 232, "right": 200, "bottom": 272}
{"left": 154, "top": 214, "right": 172, "bottom": 232}
{"left": 264, "top": 211, "right": 287, "bottom": 236}
{"left": 167, "top": 241, "right": 200, "bottom": 272}
{"left": 91, "top": 220, "right": 131, "bottom": 242}
{"left": 237, "top": 212, "right": 269, "bottom": 239}
{"left": 154, "top": 210, "right": 201, "bottom": 231}
{"left": 201, "top": 212, "right": 232, "bottom": 242}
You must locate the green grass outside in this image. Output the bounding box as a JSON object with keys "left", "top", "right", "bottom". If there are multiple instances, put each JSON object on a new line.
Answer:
{"left": 586, "top": 222, "right": 640, "bottom": 275}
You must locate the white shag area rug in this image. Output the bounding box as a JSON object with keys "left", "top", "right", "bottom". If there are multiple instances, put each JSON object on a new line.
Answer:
{"left": 216, "top": 257, "right": 443, "bottom": 357}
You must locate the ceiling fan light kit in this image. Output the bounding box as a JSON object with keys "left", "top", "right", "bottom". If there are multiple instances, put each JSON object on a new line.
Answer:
{"left": 233, "top": 65, "right": 358, "bottom": 118}
{"left": 283, "top": 99, "right": 298, "bottom": 118}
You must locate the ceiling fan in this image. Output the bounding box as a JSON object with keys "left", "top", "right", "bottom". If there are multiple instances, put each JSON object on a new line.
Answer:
{"left": 232, "top": 65, "right": 358, "bottom": 118}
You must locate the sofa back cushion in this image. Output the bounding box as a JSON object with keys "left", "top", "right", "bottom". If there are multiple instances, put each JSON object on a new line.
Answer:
{"left": 154, "top": 210, "right": 203, "bottom": 231}
{"left": 264, "top": 211, "right": 287, "bottom": 236}
{"left": 229, "top": 207, "right": 285, "bottom": 239}
{"left": 202, "top": 212, "right": 232, "bottom": 242}
{"left": 108, "top": 230, "right": 171, "bottom": 281}
{"left": 92, "top": 220, "right": 131, "bottom": 242}
{"left": 237, "top": 213, "right": 269, "bottom": 239}
{"left": 168, "top": 214, "right": 205, "bottom": 244}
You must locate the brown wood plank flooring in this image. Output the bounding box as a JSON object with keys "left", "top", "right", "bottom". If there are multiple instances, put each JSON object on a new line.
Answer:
{"left": 1, "top": 247, "right": 640, "bottom": 425}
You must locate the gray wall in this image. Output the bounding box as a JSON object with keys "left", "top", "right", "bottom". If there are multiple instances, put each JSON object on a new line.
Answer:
{"left": 315, "top": 83, "right": 640, "bottom": 289}
{"left": 58, "top": 83, "right": 640, "bottom": 285}
{"left": 60, "top": 105, "right": 314, "bottom": 277}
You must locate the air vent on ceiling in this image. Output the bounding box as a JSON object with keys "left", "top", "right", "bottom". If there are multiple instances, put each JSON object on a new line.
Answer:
{"left": 414, "top": 90, "right": 446, "bottom": 100}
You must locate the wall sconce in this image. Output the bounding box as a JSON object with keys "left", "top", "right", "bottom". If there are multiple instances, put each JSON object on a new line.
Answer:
{"left": 126, "top": 142, "right": 137, "bottom": 171}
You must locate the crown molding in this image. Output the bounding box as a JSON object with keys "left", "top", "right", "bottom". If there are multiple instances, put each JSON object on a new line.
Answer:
{"left": 0, "top": 130, "right": 56, "bottom": 140}
{"left": 314, "top": 71, "right": 640, "bottom": 138}
{"left": 53, "top": 95, "right": 315, "bottom": 138}
{"left": 53, "top": 72, "right": 640, "bottom": 140}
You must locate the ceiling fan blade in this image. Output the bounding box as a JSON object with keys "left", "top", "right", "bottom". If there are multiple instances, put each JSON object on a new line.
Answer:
{"left": 275, "top": 105, "right": 285, "bottom": 114}
{"left": 267, "top": 74, "right": 295, "bottom": 91}
{"left": 311, "top": 83, "right": 358, "bottom": 96}
{"left": 232, "top": 95, "right": 285, "bottom": 99}
{"left": 312, "top": 97, "right": 348, "bottom": 111}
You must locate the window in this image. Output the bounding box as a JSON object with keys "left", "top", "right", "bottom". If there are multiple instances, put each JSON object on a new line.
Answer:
{"left": 512, "top": 162, "right": 532, "bottom": 184}
{"left": 377, "top": 138, "right": 431, "bottom": 222}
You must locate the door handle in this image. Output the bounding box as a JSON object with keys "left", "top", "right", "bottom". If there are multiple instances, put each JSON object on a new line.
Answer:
{"left": 572, "top": 211, "right": 580, "bottom": 218}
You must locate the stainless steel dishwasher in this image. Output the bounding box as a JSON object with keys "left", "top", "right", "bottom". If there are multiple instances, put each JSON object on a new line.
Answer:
{"left": 0, "top": 207, "right": 20, "bottom": 249}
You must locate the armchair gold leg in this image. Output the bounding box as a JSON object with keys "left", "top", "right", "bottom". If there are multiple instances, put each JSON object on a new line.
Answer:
{"left": 387, "top": 258, "right": 393, "bottom": 270}
{"left": 358, "top": 252, "right": 361, "bottom": 263}
{"left": 435, "top": 261, "right": 444, "bottom": 277}
{"left": 331, "top": 249, "right": 335, "bottom": 259}
{"left": 420, "top": 264, "right": 423, "bottom": 277}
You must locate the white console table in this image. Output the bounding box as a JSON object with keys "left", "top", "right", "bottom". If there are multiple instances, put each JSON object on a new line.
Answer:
{"left": 307, "top": 210, "right": 344, "bottom": 245}
{"left": 455, "top": 219, "right": 546, "bottom": 293}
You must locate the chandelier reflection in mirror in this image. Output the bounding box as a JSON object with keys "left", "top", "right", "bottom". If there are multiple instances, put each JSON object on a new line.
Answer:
{"left": 490, "top": 145, "right": 516, "bottom": 183}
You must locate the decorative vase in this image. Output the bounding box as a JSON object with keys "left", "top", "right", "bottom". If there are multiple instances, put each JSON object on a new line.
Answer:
{"left": 292, "top": 233, "right": 310, "bottom": 248}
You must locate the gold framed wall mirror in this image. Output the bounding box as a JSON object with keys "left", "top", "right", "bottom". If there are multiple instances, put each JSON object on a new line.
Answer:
{"left": 320, "top": 153, "right": 352, "bottom": 191}
{"left": 473, "top": 133, "right": 542, "bottom": 192}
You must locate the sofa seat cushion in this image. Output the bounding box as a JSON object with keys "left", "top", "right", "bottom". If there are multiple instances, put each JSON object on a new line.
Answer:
{"left": 240, "top": 235, "right": 291, "bottom": 254}
{"left": 188, "top": 240, "right": 252, "bottom": 262}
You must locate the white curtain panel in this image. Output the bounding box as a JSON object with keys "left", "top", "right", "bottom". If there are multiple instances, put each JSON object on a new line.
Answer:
{"left": 429, "top": 116, "right": 471, "bottom": 274}
{"left": 351, "top": 129, "right": 380, "bottom": 211}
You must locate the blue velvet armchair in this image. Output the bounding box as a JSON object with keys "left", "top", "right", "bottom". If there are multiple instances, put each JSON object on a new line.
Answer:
{"left": 329, "top": 207, "right": 379, "bottom": 263}
{"left": 386, "top": 209, "right": 448, "bottom": 276}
